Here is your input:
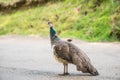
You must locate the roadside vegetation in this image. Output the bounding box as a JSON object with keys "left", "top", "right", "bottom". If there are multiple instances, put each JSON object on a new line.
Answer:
{"left": 0, "top": 0, "right": 120, "bottom": 41}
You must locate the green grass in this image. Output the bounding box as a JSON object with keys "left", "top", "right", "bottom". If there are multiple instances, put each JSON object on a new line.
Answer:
{"left": 0, "top": 0, "right": 15, "bottom": 2}
{"left": 0, "top": 0, "right": 120, "bottom": 42}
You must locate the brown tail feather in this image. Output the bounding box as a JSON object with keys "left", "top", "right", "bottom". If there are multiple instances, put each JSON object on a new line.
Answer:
{"left": 87, "top": 63, "right": 99, "bottom": 76}
{"left": 76, "top": 63, "right": 99, "bottom": 76}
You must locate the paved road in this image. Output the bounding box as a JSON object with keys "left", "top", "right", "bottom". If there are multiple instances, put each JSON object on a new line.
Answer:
{"left": 0, "top": 36, "right": 120, "bottom": 80}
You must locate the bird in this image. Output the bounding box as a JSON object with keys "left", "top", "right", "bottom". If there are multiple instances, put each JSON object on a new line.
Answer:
{"left": 48, "top": 21, "right": 99, "bottom": 76}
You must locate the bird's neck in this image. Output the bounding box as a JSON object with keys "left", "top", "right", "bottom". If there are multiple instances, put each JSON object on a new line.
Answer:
{"left": 50, "top": 27, "right": 60, "bottom": 45}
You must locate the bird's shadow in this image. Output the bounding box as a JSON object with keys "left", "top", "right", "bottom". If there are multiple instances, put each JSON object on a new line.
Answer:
{"left": 0, "top": 66, "right": 92, "bottom": 77}
{"left": 22, "top": 69, "right": 92, "bottom": 77}
{"left": 56, "top": 73, "right": 92, "bottom": 77}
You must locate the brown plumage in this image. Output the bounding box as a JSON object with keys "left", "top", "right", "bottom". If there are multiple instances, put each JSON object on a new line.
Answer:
{"left": 48, "top": 21, "right": 99, "bottom": 76}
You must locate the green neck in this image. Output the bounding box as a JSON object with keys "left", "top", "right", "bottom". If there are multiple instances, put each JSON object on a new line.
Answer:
{"left": 50, "top": 27, "right": 60, "bottom": 45}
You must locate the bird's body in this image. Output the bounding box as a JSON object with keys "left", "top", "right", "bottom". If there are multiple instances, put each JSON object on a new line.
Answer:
{"left": 53, "top": 41, "right": 72, "bottom": 64}
{"left": 48, "top": 21, "right": 99, "bottom": 76}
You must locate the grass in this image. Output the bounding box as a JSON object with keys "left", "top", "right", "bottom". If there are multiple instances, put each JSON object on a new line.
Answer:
{"left": 0, "top": 0, "right": 120, "bottom": 42}
{"left": 0, "top": 0, "right": 15, "bottom": 2}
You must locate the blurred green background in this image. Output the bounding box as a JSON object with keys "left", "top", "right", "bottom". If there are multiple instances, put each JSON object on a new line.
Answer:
{"left": 0, "top": 0, "right": 120, "bottom": 41}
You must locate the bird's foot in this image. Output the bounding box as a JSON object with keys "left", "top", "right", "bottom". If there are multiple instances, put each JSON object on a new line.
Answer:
{"left": 58, "top": 73, "right": 70, "bottom": 76}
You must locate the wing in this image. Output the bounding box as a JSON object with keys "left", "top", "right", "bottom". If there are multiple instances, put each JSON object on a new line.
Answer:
{"left": 68, "top": 43, "right": 98, "bottom": 75}
{"left": 53, "top": 41, "right": 73, "bottom": 63}
{"left": 53, "top": 41, "right": 99, "bottom": 75}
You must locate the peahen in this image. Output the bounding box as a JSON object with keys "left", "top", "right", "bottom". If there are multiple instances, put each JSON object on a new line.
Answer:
{"left": 48, "top": 21, "right": 99, "bottom": 76}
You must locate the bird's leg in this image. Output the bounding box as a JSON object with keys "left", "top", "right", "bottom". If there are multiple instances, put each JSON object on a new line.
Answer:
{"left": 63, "top": 64, "right": 69, "bottom": 75}
{"left": 63, "top": 64, "right": 66, "bottom": 75}
{"left": 58, "top": 63, "right": 69, "bottom": 76}
{"left": 65, "top": 64, "right": 69, "bottom": 75}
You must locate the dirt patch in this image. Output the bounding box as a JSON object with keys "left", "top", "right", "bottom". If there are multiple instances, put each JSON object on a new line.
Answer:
{"left": 0, "top": 0, "right": 49, "bottom": 14}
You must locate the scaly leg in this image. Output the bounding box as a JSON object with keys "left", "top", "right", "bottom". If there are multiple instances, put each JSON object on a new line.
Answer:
{"left": 63, "top": 64, "right": 69, "bottom": 75}
{"left": 59, "top": 63, "right": 69, "bottom": 76}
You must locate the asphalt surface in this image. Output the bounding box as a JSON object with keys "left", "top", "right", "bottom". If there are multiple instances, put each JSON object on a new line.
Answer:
{"left": 0, "top": 36, "right": 120, "bottom": 80}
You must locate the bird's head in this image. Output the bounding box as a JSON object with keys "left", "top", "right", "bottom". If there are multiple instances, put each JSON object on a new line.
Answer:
{"left": 48, "top": 21, "right": 53, "bottom": 28}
